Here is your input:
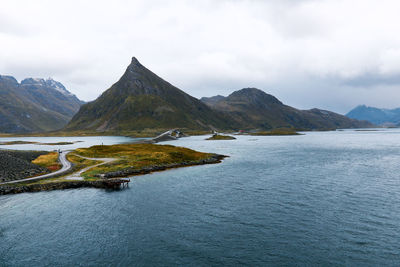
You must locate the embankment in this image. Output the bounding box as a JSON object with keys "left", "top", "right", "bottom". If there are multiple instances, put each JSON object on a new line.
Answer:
{"left": 0, "top": 179, "right": 128, "bottom": 195}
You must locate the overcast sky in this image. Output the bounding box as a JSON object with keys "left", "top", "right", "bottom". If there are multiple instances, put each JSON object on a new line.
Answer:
{"left": 1, "top": 0, "right": 400, "bottom": 114}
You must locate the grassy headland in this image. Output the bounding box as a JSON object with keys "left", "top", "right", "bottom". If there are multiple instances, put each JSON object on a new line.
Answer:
{"left": 74, "top": 143, "right": 223, "bottom": 179}
{"left": 0, "top": 143, "right": 225, "bottom": 194}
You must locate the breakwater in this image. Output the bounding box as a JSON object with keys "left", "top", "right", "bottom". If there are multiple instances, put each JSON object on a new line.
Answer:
{"left": 0, "top": 179, "right": 129, "bottom": 195}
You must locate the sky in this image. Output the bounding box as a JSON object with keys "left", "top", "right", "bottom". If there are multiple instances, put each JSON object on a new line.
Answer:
{"left": 1, "top": 0, "right": 400, "bottom": 114}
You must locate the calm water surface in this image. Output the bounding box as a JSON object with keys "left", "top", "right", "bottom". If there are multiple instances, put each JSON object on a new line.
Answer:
{"left": 0, "top": 136, "right": 141, "bottom": 151}
{"left": 1, "top": 130, "right": 400, "bottom": 266}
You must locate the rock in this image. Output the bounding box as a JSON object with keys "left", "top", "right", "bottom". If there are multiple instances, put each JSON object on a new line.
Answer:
{"left": 0, "top": 150, "right": 49, "bottom": 182}
{"left": 0, "top": 179, "right": 130, "bottom": 195}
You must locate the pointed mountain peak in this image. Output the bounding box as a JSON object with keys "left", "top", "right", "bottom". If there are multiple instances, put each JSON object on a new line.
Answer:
{"left": 122, "top": 57, "right": 150, "bottom": 80}
{"left": 127, "top": 57, "right": 144, "bottom": 71}
{"left": 131, "top": 56, "right": 141, "bottom": 65}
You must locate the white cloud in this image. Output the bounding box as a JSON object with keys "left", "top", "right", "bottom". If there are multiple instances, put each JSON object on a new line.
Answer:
{"left": 1, "top": 0, "right": 400, "bottom": 113}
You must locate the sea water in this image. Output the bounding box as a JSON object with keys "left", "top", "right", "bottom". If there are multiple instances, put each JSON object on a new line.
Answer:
{"left": 1, "top": 130, "right": 400, "bottom": 266}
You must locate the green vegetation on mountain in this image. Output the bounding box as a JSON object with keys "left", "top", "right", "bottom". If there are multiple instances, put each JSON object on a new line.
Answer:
{"left": 201, "top": 88, "right": 373, "bottom": 130}
{"left": 65, "top": 57, "right": 232, "bottom": 132}
{"left": 65, "top": 57, "right": 372, "bottom": 133}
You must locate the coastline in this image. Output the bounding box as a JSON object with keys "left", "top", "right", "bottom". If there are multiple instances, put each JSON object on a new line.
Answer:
{"left": 0, "top": 153, "right": 226, "bottom": 195}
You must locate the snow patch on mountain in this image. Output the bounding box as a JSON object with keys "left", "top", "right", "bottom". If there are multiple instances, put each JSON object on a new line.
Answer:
{"left": 46, "top": 78, "right": 74, "bottom": 97}
{"left": 21, "top": 77, "right": 74, "bottom": 97}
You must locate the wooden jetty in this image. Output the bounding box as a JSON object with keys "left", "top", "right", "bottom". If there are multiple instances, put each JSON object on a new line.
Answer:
{"left": 102, "top": 179, "right": 130, "bottom": 189}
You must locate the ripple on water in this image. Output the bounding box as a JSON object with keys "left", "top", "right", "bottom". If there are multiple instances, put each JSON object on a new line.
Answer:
{"left": 1, "top": 131, "right": 400, "bottom": 265}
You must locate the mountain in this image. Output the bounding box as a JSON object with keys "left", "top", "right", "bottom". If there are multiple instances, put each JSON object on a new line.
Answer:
{"left": 346, "top": 105, "right": 400, "bottom": 125}
{"left": 65, "top": 57, "right": 233, "bottom": 131}
{"left": 200, "top": 95, "right": 225, "bottom": 106}
{"left": 0, "top": 75, "right": 83, "bottom": 133}
{"left": 20, "top": 78, "right": 84, "bottom": 118}
{"left": 66, "top": 57, "right": 372, "bottom": 133}
{"left": 201, "top": 88, "right": 373, "bottom": 130}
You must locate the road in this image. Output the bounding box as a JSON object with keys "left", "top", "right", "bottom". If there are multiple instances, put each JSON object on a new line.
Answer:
{"left": 64, "top": 154, "right": 116, "bottom": 180}
{"left": 0, "top": 151, "right": 73, "bottom": 185}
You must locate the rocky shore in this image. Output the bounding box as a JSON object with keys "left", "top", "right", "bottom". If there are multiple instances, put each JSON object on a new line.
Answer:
{"left": 0, "top": 179, "right": 129, "bottom": 195}
{"left": 0, "top": 150, "right": 49, "bottom": 182}
{"left": 0, "top": 154, "right": 226, "bottom": 195}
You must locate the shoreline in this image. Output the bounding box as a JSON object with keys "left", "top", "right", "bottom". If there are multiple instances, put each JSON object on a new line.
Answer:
{"left": 0, "top": 154, "right": 226, "bottom": 195}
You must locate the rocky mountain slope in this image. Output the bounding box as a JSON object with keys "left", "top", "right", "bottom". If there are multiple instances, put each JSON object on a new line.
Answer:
{"left": 346, "top": 105, "right": 400, "bottom": 125}
{"left": 0, "top": 75, "right": 83, "bottom": 133}
{"left": 201, "top": 88, "right": 373, "bottom": 130}
{"left": 65, "top": 57, "right": 232, "bottom": 131}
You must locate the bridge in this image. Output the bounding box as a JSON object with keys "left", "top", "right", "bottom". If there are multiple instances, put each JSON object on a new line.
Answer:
{"left": 152, "top": 129, "right": 184, "bottom": 142}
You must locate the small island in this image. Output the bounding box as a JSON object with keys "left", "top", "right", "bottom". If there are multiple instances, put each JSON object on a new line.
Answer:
{"left": 206, "top": 134, "right": 236, "bottom": 140}
{"left": 0, "top": 140, "right": 83, "bottom": 146}
{"left": 0, "top": 141, "right": 38, "bottom": 145}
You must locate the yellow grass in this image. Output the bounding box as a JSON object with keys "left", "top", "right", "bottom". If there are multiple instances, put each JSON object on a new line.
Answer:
{"left": 74, "top": 143, "right": 213, "bottom": 178}
{"left": 32, "top": 152, "right": 61, "bottom": 171}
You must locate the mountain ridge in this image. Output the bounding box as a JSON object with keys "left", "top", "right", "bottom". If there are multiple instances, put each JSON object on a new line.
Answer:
{"left": 201, "top": 88, "right": 373, "bottom": 130}
{"left": 66, "top": 57, "right": 372, "bottom": 133}
{"left": 0, "top": 75, "right": 84, "bottom": 133}
{"left": 346, "top": 105, "right": 400, "bottom": 125}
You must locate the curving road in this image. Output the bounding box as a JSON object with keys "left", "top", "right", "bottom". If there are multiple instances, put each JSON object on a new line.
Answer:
{"left": 64, "top": 154, "right": 116, "bottom": 180}
{"left": 0, "top": 151, "right": 73, "bottom": 185}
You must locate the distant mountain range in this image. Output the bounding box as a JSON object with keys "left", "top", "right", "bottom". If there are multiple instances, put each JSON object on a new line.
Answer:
{"left": 201, "top": 88, "right": 372, "bottom": 130}
{"left": 0, "top": 76, "right": 83, "bottom": 133}
{"left": 65, "top": 57, "right": 372, "bottom": 132}
{"left": 346, "top": 105, "right": 400, "bottom": 125}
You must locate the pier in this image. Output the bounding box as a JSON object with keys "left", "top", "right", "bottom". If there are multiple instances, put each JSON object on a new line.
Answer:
{"left": 102, "top": 179, "right": 130, "bottom": 189}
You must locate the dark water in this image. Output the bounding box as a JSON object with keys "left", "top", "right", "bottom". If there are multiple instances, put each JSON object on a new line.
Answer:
{"left": 1, "top": 130, "right": 400, "bottom": 266}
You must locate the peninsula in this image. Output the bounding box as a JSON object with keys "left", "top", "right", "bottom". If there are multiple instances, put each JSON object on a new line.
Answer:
{"left": 0, "top": 143, "right": 226, "bottom": 195}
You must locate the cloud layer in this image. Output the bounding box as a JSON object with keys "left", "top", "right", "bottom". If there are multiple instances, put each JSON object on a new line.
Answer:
{"left": 1, "top": 0, "right": 400, "bottom": 113}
